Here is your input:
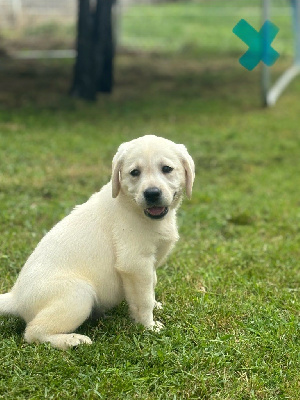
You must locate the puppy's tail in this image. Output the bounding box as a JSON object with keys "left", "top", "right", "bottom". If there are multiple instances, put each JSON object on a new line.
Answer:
{"left": 0, "top": 292, "right": 18, "bottom": 316}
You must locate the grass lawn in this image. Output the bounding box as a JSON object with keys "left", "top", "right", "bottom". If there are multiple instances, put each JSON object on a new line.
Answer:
{"left": 0, "top": 1, "right": 299, "bottom": 399}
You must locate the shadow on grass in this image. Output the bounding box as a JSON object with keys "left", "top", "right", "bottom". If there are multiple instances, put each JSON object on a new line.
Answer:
{"left": 0, "top": 316, "right": 26, "bottom": 341}
{"left": 0, "top": 51, "right": 263, "bottom": 114}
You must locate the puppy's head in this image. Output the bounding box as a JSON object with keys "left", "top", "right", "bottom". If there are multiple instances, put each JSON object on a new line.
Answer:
{"left": 112, "top": 135, "right": 195, "bottom": 220}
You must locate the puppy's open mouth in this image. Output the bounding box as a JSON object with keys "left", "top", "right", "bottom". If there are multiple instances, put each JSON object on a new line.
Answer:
{"left": 144, "top": 206, "right": 169, "bottom": 220}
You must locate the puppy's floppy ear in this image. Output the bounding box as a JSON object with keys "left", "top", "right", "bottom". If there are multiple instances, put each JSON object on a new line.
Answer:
{"left": 177, "top": 144, "right": 195, "bottom": 199}
{"left": 111, "top": 143, "right": 127, "bottom": 198}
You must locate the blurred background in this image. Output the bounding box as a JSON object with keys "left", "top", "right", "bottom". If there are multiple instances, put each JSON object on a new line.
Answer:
{"left": 0, "top": 0, "right": 295, "bottom": 54}
{"left": 0, "top": 0, "right": 297, "bottom": 106}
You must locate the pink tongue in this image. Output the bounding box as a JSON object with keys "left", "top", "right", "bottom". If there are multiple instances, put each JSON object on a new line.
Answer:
{"left": 147, "top": 207, "right": 165, "bottom": 216}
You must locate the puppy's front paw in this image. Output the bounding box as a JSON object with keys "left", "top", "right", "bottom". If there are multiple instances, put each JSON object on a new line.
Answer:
{"left": 154, "top": 301, "right": 163, "bottom": 310}
{"left": 149, "top": 320, "right": 164, "bottom": 332}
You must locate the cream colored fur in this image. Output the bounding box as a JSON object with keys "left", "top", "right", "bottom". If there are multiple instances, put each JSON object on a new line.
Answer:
{"left": 0, "top": 135, "right": 195, "bottom": 349}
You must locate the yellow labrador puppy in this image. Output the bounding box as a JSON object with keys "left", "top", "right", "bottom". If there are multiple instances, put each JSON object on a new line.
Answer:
{"left": 0, "top": 135, "right": 195, "bottom": 349}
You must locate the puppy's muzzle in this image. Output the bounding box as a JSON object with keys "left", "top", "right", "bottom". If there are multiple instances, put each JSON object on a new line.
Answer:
{"left": 143, "top": 187, "right": 169, "bottom": 220}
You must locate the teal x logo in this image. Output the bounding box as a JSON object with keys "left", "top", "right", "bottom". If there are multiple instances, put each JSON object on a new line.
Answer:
{"left": 233, "top": 19, "right": 280, "bottom": 71}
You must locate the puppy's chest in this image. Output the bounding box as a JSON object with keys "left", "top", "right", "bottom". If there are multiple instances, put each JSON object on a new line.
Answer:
{"left": 155, "top": 236, "right": 174, "bottom": 253}
{"left": 153, "top": 223, "right": 179, "bottom": 244}
{"left": 153, "top": 225, "right": 179, "bottom": 249}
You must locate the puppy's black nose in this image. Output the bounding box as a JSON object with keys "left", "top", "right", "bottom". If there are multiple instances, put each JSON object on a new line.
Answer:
{"left": 144, "top": 187, "right": 162, "bottom": 203}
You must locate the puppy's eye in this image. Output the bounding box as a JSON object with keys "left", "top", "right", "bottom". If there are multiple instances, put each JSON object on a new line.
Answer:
{"left": 162, "top": 166, "right": 173, "bottom": 174}
{"left": 130, "top": 169, "right": 141, "bottom": 177}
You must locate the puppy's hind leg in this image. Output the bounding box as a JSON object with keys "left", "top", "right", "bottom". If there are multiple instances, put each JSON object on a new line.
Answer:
{"left": 0, "top": 292, "right": 18, "bottom": 316}
{"left": 24, "top": 281, "right": 95, "bottom": 350}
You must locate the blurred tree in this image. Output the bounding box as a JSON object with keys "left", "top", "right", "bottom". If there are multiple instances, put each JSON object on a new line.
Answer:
{"left": 70, "top": 0, "right": 115, "bottom": 101}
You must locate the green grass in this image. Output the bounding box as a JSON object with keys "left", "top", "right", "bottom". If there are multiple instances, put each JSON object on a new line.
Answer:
{"left": 120, "top": 0, "right": 294, "bottom": 57}
{"left": 0, "top": 1, "right": 299, "bottom": 399}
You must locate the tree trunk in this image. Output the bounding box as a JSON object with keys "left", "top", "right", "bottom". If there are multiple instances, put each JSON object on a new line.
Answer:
{"left": 93, "top": 0, "right": 114, "bottom": 93}
{"left": 70, "top": 0, "right": 115, "bottom": 101}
